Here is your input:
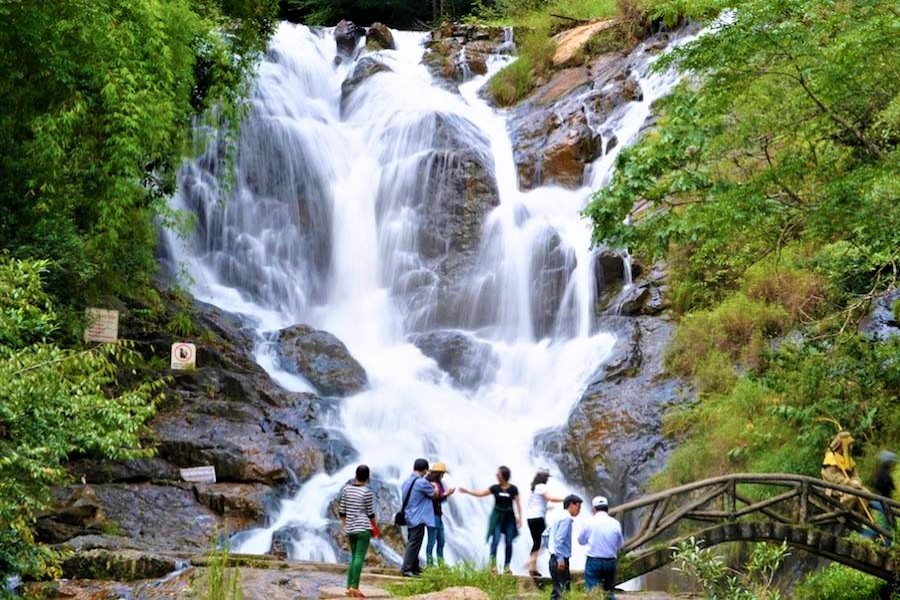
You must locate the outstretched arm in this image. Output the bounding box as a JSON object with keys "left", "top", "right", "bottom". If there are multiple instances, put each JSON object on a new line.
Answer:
{"left": 458, "top": 487, "right": 492, "bottom": 497}
{"left": 544, "top": 492, "right": 565, "bottom": 503}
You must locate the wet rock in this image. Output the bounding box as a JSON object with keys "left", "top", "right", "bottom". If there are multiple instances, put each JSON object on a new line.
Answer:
{"left": 533, "top": 67, "right": 591, "bottom": 106}
{"left": 153, "top": 395, "right": 324, "bottom": 484}
{"left": 278, "top": 324, "right": 368, "bottom": 397}
{"left": 67, "top": 457, "right": 181, "bottom": 484}
{"left": 366, "top": 23, "right": 395, "bottom": 51}
{"left": 341, "top": 57, "right": 392, "bottom": 110}
{"left": 193, "top": 483, "right": 270, "bottom": 520}
{"left": 536, "top": 317, "right": 687, "bottom": 514}
{"left": 530, "top": 230, "right": 577, "bottom": 339}
{"left": 60, "top": 548, "right": 180, "bottom": 581}
{"left": 334, "top": 20, "right": 365, "bottom": 58}
{"left": 504, "top": 27, "right": 689, "bottom": 191}
{"left": 35, "top": 485, "right": 107, "bottom": 543}
{"left": 424, "top": 24, "right": 505, "bottom": 86}
{"left": 860, "top": 287, "right": 900, "bottom": 340}
{"left": 508, "top": 50, "right": 636, "bottom": 190}
{"left": 402, "top": 113, "right": 499, "bottom": 328}
{"left": 408, "top": 330, "right": 499, "bottom": 389}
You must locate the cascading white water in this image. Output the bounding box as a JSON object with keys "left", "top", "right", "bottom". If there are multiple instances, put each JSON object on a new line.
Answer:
{"left": 164, "top": 23, "right": 694, "bottom": 574}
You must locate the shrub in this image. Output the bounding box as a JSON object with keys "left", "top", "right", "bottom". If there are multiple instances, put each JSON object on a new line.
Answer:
{"left": 795, "top": 563, "right": 886, "bottom": 600}
{"left": 0, "top": 258, "right": 161, "bottom": 579}
{"left": 488, "top": 55, "right": 536, "bottom": 106}
{"left": 487, "top": 27, "right": 555, "bottom": 106}
{"left": 666, "top": 294, "right": 788, "bottom": 379}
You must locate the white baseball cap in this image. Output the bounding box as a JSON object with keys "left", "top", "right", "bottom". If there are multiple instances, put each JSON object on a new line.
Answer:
{"left": 592, "top": 495, "right": 608, "bottom": 508}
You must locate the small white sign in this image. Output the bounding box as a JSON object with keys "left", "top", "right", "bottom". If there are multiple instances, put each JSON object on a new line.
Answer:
{"left": 84, "top": 308, "right": 119, "bottom": 343}
{"left": 170, "top": 342, "right": 197, "bottom": 370}
{"left": 180, "top": 466, "right": 216, "bottom": 483}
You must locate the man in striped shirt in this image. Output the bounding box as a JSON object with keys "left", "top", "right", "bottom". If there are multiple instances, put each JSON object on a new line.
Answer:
{"left": 339, "top": 465, "right": 377, "bottom": 598}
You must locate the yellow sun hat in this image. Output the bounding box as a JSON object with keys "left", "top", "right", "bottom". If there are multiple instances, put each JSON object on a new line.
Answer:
{"left": 430, "top": 462, "right": 449, "bottom": 474}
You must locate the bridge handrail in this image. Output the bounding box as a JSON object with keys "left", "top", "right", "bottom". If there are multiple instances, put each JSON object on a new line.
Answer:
{"left": 608, "top": 472, "right": 900, "bottom": 516}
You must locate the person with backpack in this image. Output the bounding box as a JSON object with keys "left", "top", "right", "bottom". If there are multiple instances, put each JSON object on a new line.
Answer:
{"left": 339, "top": 464, "right": 380, "bottom": 599}
{"left": 399, "top": 458, "right": 438, "bottom": 577}
{"left": 547, "top": 494, "right": 583, "bottom": 600}
{"left": 458, "top": 465, "right": 522, "bottom": 574}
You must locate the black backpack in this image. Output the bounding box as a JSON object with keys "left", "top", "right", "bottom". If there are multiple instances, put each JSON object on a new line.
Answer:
{"left": 393, "top": 476, "right": 417, "bottom": 527}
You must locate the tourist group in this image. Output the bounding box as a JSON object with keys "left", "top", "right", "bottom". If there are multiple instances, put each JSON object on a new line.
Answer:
{"left": 338, "top": 458, "right": 624, "bottom": 599}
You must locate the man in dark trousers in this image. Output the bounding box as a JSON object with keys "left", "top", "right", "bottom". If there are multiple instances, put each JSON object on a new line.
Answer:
{"left": 579, "top": 495, "right": 624, "bottom": 598}
{"left": 400, "top": 458, "right": 438, "bottom": 577}
{"left": 548, "top": 494, "right": 582, "bottom": 600}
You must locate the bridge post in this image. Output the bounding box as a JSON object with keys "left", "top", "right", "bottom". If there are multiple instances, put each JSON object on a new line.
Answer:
{"left": 726, "top": 477, "right": 736, "bottom": 520}
{"left": 799, "top": 481, "right": 808, "bottom": 524}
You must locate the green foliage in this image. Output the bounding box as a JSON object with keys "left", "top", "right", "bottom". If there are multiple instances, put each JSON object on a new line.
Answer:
{"left": 0, "top": 259, "right": 161, "bottom": 579}
{"left": 667, "top": 294, "right": 789, "bottom": 378}
{"left": 657, "top": 334, "right": 900, "bottom": 487}
{"left": 671, "top": 537, "right": 789, "bottom": 600}
{"left": 795, "top": 563, "right": 888, "bottom": 600}
{"left": 585, "top": 0, "right": 900, "bottom": 310}
{"left": 387, "top": 563, "right": 519, "bottom": 599}
{"left": 0, "top": 0, "right": 276, "bottom": 320}
{"left": 487, "top": 27, "right": 556, "bottom": 106}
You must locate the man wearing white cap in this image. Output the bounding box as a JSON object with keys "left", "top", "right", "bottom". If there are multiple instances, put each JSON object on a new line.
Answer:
{"left": 578, "top": 495, "right": 624, "bottom": 597}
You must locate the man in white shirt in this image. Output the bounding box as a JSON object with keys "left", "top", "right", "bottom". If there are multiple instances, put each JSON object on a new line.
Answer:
{"left": 578, "top": 495, "right": 624, "bottom": 598}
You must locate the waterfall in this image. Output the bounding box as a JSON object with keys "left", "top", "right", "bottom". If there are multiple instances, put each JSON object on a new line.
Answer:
{"left": 163, "top": 23, "right": 694, "bottom": 574}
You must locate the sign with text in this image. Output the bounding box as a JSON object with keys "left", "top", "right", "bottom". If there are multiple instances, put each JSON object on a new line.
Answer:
{"left": 179, "top": 466, "right": 216, "bottom": 484}
{"left": 170, "top": 342, "right": 197, "bottom": 370}
{"left": 84, "top": 308, "right": 119, "bottom": 343}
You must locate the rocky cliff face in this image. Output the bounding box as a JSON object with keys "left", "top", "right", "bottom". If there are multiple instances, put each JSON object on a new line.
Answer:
{"left": 41, "top": 297, "right": 359, "bottom": 562}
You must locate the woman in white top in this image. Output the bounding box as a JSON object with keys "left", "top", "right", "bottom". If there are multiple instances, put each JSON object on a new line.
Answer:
{"left": 525, "top": 468, "right": 564, "bottom": 576}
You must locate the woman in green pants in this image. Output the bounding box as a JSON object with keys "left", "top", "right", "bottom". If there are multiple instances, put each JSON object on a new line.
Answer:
{"left": 340, "top": 464, "right": 379, "bottom": 598}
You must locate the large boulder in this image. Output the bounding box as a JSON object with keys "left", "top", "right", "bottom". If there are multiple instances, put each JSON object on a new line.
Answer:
{"left": 536, "top": 317, "right": 687, "bottom": 513}
{"left": 408, "top": 330, "right": 499, "bottom": 389}
{"left": 341, "top": 57, "right": 392, "bottom": 113}
{"left": 366, "top": 23, "right": 395, "bottom": 51}
{"left": 277, "top": 324, "right": 368, "bottom": 397}
{"left": 392, "top": 112, "right": 500, "bottom": 330}
{"left": 334, "top": 20, "right": 365, "bottom": 58}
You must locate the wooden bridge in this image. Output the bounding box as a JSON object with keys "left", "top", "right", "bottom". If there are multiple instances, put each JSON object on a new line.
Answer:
{"left": 607, "top": 473, "right": 899, "bottom": 583}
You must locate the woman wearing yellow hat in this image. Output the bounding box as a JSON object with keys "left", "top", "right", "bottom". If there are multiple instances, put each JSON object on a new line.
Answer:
{"left": 425, "top": 461, "right": 456, "bottom": 567}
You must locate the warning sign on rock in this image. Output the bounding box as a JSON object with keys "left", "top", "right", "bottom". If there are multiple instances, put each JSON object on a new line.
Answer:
{"left": 170, "top": 342, "right": 197, "bottom": 370}
{"left": 84, "top": 308, "right": 119, "bottom": 343}
{"left": 179, "top": 466, "right": 216, "bottom": 483}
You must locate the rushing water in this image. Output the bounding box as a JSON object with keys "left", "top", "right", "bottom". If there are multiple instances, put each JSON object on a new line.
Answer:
{"left": 164, "top": 23, "right": 693, "bottom": 574}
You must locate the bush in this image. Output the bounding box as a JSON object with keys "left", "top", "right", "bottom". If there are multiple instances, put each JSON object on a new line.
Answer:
{"left": 488, "top": 55, "right": 536, "bottom": 106}
{"left": 795, "top": 563, "right": 887, "bottom": 600}
{"left": 386, "top": 563, "right": 519, "bottom": 599}
{"left": 0, "top": 258, "right": 161, "bottom": 579}
{"left": 666, "top": 294, "right": 789, "bottom": 379}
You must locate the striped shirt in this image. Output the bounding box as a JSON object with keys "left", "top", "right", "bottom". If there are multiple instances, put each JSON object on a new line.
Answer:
{"left": 339, "top": 483, "right": 375, "bottom": 534}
